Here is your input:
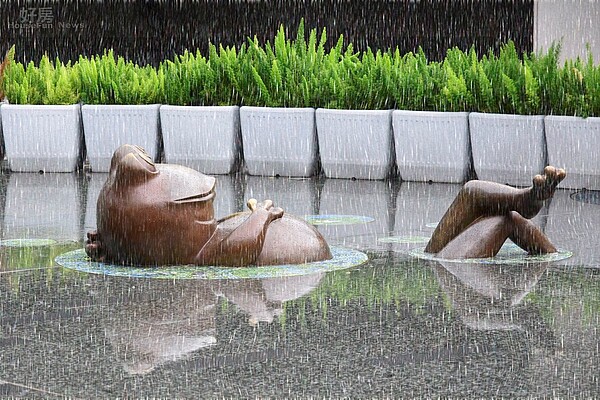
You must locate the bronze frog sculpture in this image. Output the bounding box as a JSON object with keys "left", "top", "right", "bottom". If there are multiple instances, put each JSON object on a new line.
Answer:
{"left": 425, "top": 166, "right": 566, "bottom": 259}
{"left": 86, "top": 144, "right": 332, "bottom": 266}
{"left": 86, "top": 145, "right": 565, "bottom": 266}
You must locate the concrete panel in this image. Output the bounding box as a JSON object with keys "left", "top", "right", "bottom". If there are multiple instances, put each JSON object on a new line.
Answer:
{"left": 534, "top": 0, "right": 600, "bottom": 63}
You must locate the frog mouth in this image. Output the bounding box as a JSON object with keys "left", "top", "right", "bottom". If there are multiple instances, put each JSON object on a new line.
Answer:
{"left": 173, "top": 190, "right": 216, "bottom": 203}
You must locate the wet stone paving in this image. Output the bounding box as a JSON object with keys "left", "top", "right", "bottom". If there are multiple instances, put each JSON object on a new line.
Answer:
{"left": 0, "top": 172, "right": 599, "bottom": 399}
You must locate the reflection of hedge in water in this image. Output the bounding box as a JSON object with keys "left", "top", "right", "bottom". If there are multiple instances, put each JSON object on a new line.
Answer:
{"left": 210, "top": 252, "right": 441, "bottom": 333}
{"left": 0, "top": 0, "right": 533, "bottom": 65}
{"left": 525, "top": 270, "right": 600, "bottom": 327}
{"left": 217, "top": 252, "right": 442, "bottom": 328}
{"left": 0, "top": 241, "right": 79, "bottom": 270}
{"left": 210, "top": 266, "right": 553, "bottom": 399}
{"left": 3, "top": 251, "right": 598, "bottom": 396}
{"left": 306, "top": 252, "right": 440, "bottom": 311}
{"left": 0, "top": 241, "right": 82, "bottom": 294}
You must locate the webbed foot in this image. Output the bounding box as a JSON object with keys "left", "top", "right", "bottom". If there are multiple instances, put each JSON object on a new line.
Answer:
{"left": 86, "top": 230, "right": 107, "bottom": 262}
{"left": 532, "top": 166, "right": 566, "bottom": 201}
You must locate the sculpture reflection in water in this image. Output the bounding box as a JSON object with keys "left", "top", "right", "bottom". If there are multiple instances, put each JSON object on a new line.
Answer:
{"left": 425, "top": 166, "right": 566, "bottom": 259}
{"left": 432, "top": 260, "right": 550, "bottom": 331}
{"left": 86, "top": 145, "right": 332, "bottom": 267}
{"left": 102, "top": 273, "right": 323, "bottom": 375}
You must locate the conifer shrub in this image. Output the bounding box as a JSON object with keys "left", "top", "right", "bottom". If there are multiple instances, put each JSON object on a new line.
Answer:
{"left": 3, "top": 54, "right": 79, "bottom": 105}
{"left": 76, "top": 50, "right": 162, "bottom": 105}
{"left": 1, "top": 24, "right": 598, "bottom": 117}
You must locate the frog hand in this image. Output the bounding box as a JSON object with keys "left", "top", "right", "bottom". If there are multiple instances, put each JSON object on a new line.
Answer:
{"left": 247, "top": 198, "right": 284, "bottom": 222}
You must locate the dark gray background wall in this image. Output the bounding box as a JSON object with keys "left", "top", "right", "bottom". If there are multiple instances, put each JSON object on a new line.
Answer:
{"left": 1, "top": 0, "right": 534, "bottom": 65}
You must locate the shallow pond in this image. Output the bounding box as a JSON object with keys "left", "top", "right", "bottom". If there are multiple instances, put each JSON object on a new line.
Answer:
{"left": 1, "top": 173, "right": 598, "bottom": 398}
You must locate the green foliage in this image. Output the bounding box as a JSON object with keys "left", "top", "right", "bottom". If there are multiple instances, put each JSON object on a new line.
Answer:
{"left": 523, "top": 57, "right": 541, "bottom": 112}
{"left": 391, "top": 49, "right": 429, "bottom": 111}
{"left": 340, "top": 48, "right": 396, "bottom": 110}
{"left": 557, "top": 58, "right": 589, "bottom": 117}
{"left": 473, "top": 59, "right": 494, "bottom": 113}
{"left": 210, "top": 44, "right": 243, "bottom": 106}
{"left": 472, "top": 42, "right": 544, "bottom": 115}
{"left": 438, "top": 47, "right": 474, "bottom": 111}
{"left": 311, "top": 33, "right": 347, "bottom": 108}
{"left": 527, "top": 43, "right": 561, "bottom": 116}
{"left": 159, "top": 44, "right": 244, "bottom": 106}
{"left": 161, "top": 50, "right": 209, "bottom": 106}
{"left": 3, "top": 61, "right": 26, "bottom": 104}
{"left": 76, "top": 50, "right": 162, "bottom": 105}
{"left": 0, "top": 45, "right": 16, "bottom": 99}
{"left": 584, "top": 48, "right": 600, "bottom": 117}
{"left": 526, "top": 42, "right": 599, "bottom": 118}
{"left": 234, "top": 20, "right": 342, "bottom": 108}
{"left": 3, "top": 54, "right": 79, "bottom": 105}
{"left": 1, "top": 26, "right": 599, "bottom": 116}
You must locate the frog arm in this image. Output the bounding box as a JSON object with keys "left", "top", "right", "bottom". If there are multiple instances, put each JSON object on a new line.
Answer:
{"left": 195, "top": 205, "right": 281, "bottom": 267}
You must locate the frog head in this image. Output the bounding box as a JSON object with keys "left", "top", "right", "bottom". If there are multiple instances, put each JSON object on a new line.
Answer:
{"left": 97, "top": 144, "right": 217, "bottom": 265}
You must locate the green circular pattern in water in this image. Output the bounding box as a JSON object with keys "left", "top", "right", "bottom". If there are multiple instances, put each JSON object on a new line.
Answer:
{"left": 571, "top": 189, "right": 600, "bottom": 205}
{"left": 378, "top": 236, "right": 431, "bottom": 244}
{"left": 409, "top": 243, "right": 572, "bottom": 264}
{"left": 0, "top": 238, "right": 58, "bottom": 248}
{"left": 55, "top": 247, "right": 369, "bottom": 280}
{"left": 303, "top": 214, "right": 374, "bottom": 225}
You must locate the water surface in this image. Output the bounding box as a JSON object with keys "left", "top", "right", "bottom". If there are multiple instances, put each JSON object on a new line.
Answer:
{"left": 1, "top": 173, "right": 598, "bottom": 398}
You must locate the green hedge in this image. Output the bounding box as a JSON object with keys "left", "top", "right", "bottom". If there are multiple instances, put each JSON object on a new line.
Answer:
{"left": 1, "top": 22, "right": 598, "bottom": 116}
{"left": 2, "top": 53, "right": 79, "bottom": 105}
{"left": 76, "top": 50, "right": 163, "bottom": 105}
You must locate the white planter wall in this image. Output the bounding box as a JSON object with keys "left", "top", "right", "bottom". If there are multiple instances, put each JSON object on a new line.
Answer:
{"left": 469, "top": 112, "right": 547, "bottom": 187}
{"left": 83, "top": 172, "right": 107, "bottom": 241}
{"left": 160, "top": 105, "right": 241, "bottom": 174}
{"left": 393, "top": 110, "right": 470, "bottom": 183}
{"left": 240, "top": 106, "right": 318, "bottom": 177}
{"left": 3, "top": 173, "right": 82, "bottom": 240}
{"left": 4, "top": 101, "right": 599, "bottom": 190}
{"left": 545, "top": 116, "right": 600, "bottom": 189}
{"left": 83, "top": 104, "right": 161, "bottom": 172}
{"left": 317, "top": 109, "right": 394, "bottom": 180}
{"left": 0, "top": 104, "right": 4, "bottom": 163}
{"left": 1, "top": 104, "right": 82, "bottom": 172}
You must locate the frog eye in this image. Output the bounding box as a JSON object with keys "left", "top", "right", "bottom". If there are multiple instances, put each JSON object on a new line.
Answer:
{"left": 138, "top": 151, "right": 154, "bottom": 167}
{"left": 128, "top": 145, "right": 154, "bottom": 167}
{"left": 115, "top": 153, "right": 158, "bottom": 184}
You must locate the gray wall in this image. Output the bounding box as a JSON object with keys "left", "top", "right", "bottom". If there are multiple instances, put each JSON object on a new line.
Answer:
{"left": 534, "top": 0, "right": 600, "bottom": 64}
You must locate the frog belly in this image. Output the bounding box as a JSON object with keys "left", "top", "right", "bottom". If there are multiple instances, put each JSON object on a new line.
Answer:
{"left": 218, "top": 213, "right": 332, "bottom": 265}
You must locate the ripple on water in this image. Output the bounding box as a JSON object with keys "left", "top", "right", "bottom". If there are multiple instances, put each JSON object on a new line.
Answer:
{"left": 0, "top": 238, "right": 58, "bottom": 248}
{"left": 303, "top": 214, "right": 374, "bottom": 225}
{"left": 570, "top": 189, "right": 600, "bottom": 205}
{"left": 409, "top": 242, "right": 573, "bottom": 264}
{"left": 55, "top": 246, "right": 369, "bottom": 280}
{"left": 378, "top": 235, "right": 430, "bottom": 244}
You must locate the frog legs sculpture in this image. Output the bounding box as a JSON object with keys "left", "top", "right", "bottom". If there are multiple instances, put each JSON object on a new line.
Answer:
{"left": 425, "top": 166, "right": 566, "bottom": 259}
